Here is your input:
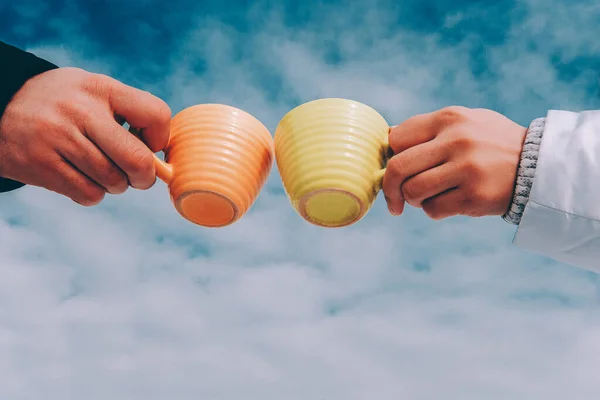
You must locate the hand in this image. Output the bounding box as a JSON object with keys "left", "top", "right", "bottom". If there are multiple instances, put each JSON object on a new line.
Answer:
{"left": 0, "top": 67, "right": 171, "bottom": 205}
{"left": 382, "top": 106, "right": 527, "bottom": 219}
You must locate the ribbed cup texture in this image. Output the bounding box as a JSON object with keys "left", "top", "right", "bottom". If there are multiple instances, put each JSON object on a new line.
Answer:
{"left": 275, "top": 98, "right": 389, "bottom": 224}
{"left": 165, "top": 104, "right": 274, "bottom": 226}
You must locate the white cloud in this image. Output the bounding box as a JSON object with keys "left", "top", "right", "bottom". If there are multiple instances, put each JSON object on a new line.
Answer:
{"left": 3, "top": 1, "right": 600, "bottom": 399}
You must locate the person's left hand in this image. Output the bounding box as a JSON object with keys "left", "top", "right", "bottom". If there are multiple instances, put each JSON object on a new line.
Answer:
{"left": 382, "top": 106, "right": 528, "bottom": 220}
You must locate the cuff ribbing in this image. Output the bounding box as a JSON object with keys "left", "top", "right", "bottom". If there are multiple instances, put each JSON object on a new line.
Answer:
{"left": 502, "top": 117, "right": 545, "bottom": 225}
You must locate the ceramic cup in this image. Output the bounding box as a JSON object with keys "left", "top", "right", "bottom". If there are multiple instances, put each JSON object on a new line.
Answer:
{"left": 151, "top": 104, "right": 274, "bottom": 227}
{"left": 274, "top": 98, "right": 390, "bottom": 228}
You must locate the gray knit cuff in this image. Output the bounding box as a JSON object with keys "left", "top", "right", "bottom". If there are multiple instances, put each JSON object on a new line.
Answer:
{"left": 502, "top": 117, "right": 545, "bottom": 225}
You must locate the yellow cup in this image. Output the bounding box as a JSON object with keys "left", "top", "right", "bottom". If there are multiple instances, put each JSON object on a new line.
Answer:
{"left": 274, "top": 98, "right": 390, "bottom": 227}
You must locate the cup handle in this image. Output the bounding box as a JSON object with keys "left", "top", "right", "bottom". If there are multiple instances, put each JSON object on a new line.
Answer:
{"left": 153, "top": 154, "right": 174, "bottom": 184}
{"left": 374, "top": 168, "right": 386, "bottom": 192}
{"left": 373, "top": 134, "right": 391, "bottom": 192}
{"left": 129, "top": 126, "right": 174, "bottom": 184}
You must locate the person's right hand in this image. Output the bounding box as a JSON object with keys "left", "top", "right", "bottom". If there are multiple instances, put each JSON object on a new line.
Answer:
{"left": 382, "top": 106, "right": 527, "bottom": 220}
{"left": 0, "top": 67, "right": 171, "bottom": 205}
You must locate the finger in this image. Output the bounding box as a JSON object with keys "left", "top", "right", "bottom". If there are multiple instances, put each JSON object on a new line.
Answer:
{"left": 388, "top": 113, "right": 438, "bottom": 154}
{"left": 401, "top": 161, "right": 462, "bottom": 208}
{"left": 85, "top": 116, "right": 156, "bottom": 190}
{"left": 383, "top": 193, "right": 405, "bottom": 216}
{"left": 101, "top": 77, "right": 171, "bottom": 152}
{"left": 421, "top": 188, "right": 468, "bottom": 220}
{"left": 382, "top": 140, "right": 448, "bottom": 214}
{"left": 48, "top": 158, "right": 106, "bottom": 206}
{"left": 58, "top": 130, "right": 129, "bottom": 194}
{"left": 388, "top": 106, "right": 470, "bottom": 154}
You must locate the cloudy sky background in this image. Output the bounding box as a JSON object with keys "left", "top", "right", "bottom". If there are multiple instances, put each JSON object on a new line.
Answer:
{"left": 2, "top": 0, "right": 600, "bottom": 398}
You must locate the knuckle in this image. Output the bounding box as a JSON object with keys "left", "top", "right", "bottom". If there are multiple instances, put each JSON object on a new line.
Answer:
{"left": 447, "top": 129, "right": 476, "bottom": 151}
{"left": 422, "top": 202, "right": 444, "bottom": 220}
{"left": 78, "top": 183, "right": 105, "bottom": 206}
{"left": 382, "top": 186, "right": 400, "bottom": 207}
{"left": 33, "top": 111, "right": 57, "bottom": 131}
{"left": 82, "top": 73, "right": 113, "bottom": 97}
{"left": 462, "top": 157, "right": 485, "bottom": 178}
{"left": 426, "top": 212, "right": 444, "bottom": 221}
{"left": 154, "top": 101, "right": 172, "bottom": 124}
{"left": 385, "top": 156, "right": 405, "bottom": 179}
{"left": 387, "top": 126, "right": 403, "bottom": 152}
{"left": 401, "top": 179, "right": 421, "bottom": 203}
{"left": 56, "top": 96, "right": 93, "bottom": 122}
{"left": 104, "top": 164, "right": 128, "bottom": 191}
{"left": 435, "top": 106, "right": 469, "bottom": 126}
{"left": 469, "top": 187, "right": 494, "bottom": 205}
{"left": 125, "top": 146, "right": 154, "bottom": 183}
{"left": 35, "top": 112, "right": 71, "bottom": 138}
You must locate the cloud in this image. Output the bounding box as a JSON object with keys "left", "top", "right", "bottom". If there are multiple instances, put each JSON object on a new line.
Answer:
{"left": 2, "top": 0, "right": 600, "bottom": 399}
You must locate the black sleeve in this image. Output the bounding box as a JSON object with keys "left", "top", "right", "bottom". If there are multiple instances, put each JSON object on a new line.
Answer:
{"left": 0, "top": 41, "right": 58, "bottom": 193}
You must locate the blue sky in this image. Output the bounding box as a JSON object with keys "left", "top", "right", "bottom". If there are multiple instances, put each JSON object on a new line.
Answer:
{"left": 2, "top": 0, "right": 600, "bottom": 398}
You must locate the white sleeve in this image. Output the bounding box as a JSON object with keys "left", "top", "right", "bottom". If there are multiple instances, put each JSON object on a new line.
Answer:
{"left": 514, "top": 110, "right": 600, "bottom": 272}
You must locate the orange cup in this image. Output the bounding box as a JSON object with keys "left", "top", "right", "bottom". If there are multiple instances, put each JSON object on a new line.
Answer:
{"left": 151, "top": 104, "right": 274, "bottom": 227}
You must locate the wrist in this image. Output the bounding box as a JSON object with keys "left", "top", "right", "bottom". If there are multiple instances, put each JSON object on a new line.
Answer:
{"left": 502, "top": 117, "right": 545, "bottom": 225}
{"left": 0, "top": 42, "right": 57, "bottom": 193}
